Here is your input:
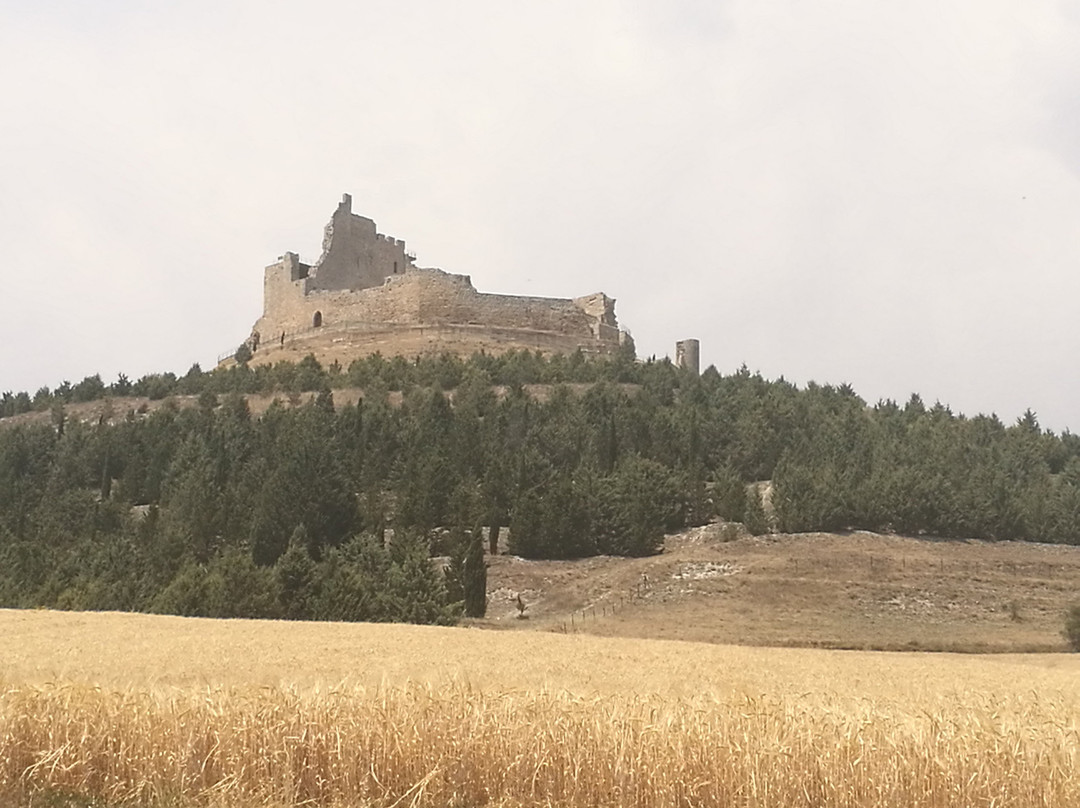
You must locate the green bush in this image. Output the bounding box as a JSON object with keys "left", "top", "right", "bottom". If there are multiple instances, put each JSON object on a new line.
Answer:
{"left": 509, "top": 481, "right": 594, "bottom": 559}
{"left": 592, "top": 457, "right": 681, "bottom": 556}
{"left": 151, "top": 550, "right": 282, "bottom": 619}
{"left": 743, "top": 485, "right": 770, "bottom": 536}
{"left": 1065, "top": 604, "right": 1080, "bottom": 651}
{"left": 463, "top": 531, "right": 487, "bottom": 617}
{"left": 711, "top": 466, "right": 748, "bottom": 522}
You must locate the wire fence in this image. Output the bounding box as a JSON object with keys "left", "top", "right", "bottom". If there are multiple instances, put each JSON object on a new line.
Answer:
{"left": 541, "top": 552, "right": 1080, "bottom": 635}
{"left": 549, "top": 575, "right": 655, "bottom": 634}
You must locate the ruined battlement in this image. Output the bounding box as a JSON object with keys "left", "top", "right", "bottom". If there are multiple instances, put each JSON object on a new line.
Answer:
{"left": 242, "top": 195, "right": 631, "bottom": 364}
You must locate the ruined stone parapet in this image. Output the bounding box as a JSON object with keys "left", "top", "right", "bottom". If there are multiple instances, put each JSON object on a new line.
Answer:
{"left": 306, "top": 193, "right": 414, "bottom": 292}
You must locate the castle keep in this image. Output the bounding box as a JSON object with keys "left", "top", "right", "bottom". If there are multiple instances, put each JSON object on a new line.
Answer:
{"left": 243, "top": 194, "right": 632, "bottom": 366}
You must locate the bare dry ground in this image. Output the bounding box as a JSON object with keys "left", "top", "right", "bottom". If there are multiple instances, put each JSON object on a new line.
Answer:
{"left": 484, "top": 525, "right": 1080, "bottom": 653}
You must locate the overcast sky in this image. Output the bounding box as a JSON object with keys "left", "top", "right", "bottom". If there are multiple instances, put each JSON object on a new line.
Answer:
{"left": 2, "top": 1, "right": 1078, "bottom": 431}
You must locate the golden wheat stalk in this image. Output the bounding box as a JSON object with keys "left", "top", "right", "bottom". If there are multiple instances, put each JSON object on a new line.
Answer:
{"left": 1, "top": 681, "right": 1077, "bottom": 808}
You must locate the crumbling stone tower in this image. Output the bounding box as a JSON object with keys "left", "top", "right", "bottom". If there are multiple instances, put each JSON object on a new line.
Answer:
{"left": 675, "top": 339, "right": 700, "bottom": 375}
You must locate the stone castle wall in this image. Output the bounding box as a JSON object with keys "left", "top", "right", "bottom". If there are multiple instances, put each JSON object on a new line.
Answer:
{"left": 305, "top": 194, "right": 414, "bottom": 292}
{"left": 243, "top": 195, "right": 629, "bottom": 364}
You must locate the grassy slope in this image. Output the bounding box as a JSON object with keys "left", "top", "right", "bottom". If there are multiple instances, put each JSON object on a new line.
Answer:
{"left": 483, "top": 526, "right": 1080, "bottom": 653}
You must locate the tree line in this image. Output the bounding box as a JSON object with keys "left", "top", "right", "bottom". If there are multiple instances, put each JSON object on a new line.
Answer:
{"left": 1, "top": 349, "right": 1078, "bottom": 624}
{"left": 0, "top": 347, "right": 641, "bottom": 417}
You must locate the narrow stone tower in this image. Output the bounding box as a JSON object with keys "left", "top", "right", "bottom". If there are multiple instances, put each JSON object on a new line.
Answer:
{"left": 675, "top": 339, "right": 700, "bottom": 375}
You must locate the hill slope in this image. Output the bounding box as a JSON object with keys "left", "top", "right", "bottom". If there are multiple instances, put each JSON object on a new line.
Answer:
{"left": 483, "top": 526, "right": 1080, "bottom": 652}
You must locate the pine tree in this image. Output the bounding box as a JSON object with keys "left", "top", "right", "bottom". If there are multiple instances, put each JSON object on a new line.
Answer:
{"left": 276, "top": 525, "right": 316, "bottom": 619}
{"left": 463, "top": 530, "right": 487, "bottom": 617}
{"left": 743, "top": 484, "right": 770, "bottom": 536}
{"left": 443, "top": 527, "right": 466, "bottom": 612}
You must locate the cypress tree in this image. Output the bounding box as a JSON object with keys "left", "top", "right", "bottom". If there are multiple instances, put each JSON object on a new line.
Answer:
{"left": 463, "top": 530, "right": 487, "bottom": 617}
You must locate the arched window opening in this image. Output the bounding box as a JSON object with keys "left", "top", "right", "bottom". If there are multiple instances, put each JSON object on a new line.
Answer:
{"left": 313, "top": 311, "right": 323, "bottom": 328}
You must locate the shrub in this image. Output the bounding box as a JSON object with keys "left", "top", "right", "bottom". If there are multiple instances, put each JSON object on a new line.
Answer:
{"left": 509, "top": 482, "right": 594, "bottom": 559}
{"left": 197, "top": 389, "right": 219, "bottom": 411}
{"left": 592, "top": 457, "right": 681, "bottom": 556}
{"left": 710, "top": 466, "right": 747, "bottom": 522}
{"left": 72, "top": 374, "right": 106, "bottom": 403}
{"left": 1065, "top": 604, "right": 1080, "bottom": 651}
{"left": 743, "top": 485, "right": 770, "bottom": 536}
{"left": 463, "top": 531, "right": 487, "bottom": 617}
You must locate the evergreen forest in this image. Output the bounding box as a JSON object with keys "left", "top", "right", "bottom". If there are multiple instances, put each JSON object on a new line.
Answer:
{"left": 2, "top": 348, "right": 1079, "bottom": 624}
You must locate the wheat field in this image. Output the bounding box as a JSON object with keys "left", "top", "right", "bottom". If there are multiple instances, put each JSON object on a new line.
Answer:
{"left": 1, "top": 609, "right": 1078, "bottom": 807}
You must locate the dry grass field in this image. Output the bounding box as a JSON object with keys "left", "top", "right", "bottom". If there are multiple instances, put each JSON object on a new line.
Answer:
{"left": 484, "top": 526, "right": 1080, "bottom": 652}
{"left": 2, "top": 609, "right": 1079, "bottom": 807}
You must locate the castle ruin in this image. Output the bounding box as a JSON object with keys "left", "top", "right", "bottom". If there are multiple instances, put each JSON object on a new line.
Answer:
{"left": 675, "top": 339, "right": 700, "bottom": 376}
{"left": 241, "top": 194, "right": 632, "bottom": 366}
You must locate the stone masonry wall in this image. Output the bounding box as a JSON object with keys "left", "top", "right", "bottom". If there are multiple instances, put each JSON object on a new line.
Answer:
{"left": 244, "top": 197, "right": 627, "bottom": 363}
{"left": 306, "top": 194, "right": 413, "bottom": 292}
{"left": 255, "top": 269, "right": 604, "bottom": 343}
{"left": 248, "top": 322, "right": 623, "bottom": 369}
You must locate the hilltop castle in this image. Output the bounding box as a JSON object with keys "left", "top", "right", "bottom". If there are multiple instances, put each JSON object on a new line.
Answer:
{"left": 239, "top": 194, "right": 633, "bottom": 366}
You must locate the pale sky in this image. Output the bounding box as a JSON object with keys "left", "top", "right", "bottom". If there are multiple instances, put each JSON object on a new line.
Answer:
{"left": 2, "top": 1, "right": 1079, "bottom": 431}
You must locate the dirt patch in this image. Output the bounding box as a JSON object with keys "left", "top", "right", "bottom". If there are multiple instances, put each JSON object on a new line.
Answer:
{"left": 482, "top": 527, "right": 1080, "bottom": 652}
